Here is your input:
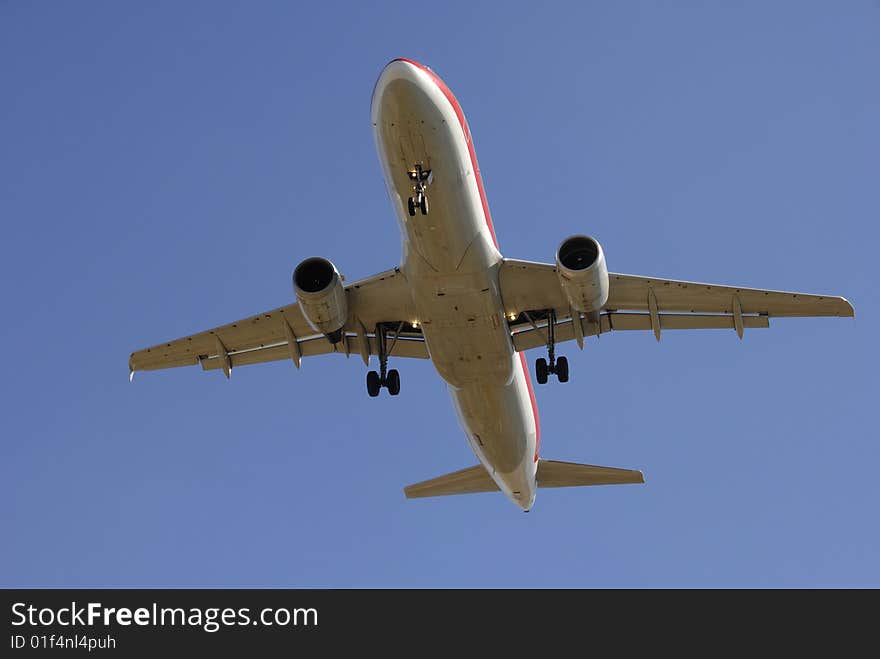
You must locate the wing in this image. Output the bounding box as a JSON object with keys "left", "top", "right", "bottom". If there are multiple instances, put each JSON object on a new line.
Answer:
{"left": 129, "top": 267, "right": 427, "bottom": 376}
{"left": 604, "top": 272, "right": 855, "bottom": 318}
{"left": 499, "top": 259, "right": 854, "bottom": 349}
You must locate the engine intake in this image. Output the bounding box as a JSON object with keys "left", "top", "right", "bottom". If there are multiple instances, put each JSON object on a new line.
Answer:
{"left": 293, "top": 257, "right": 348, "bottom": 343}
{"left": 555, "top": 235, "right": 609, "bottom": 312}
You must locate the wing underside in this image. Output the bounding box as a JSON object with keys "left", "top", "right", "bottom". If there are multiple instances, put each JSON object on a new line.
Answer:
{"left": 131, "top": 258, "right": 853, "bottom": 376}
{"left": 499, "top": 258, "right": 853, "bottom": 349}
{"left": 129, "top": 267, "right": 426, "bottom": 375}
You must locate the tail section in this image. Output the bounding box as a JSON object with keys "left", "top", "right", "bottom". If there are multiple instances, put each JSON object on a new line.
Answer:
{"left": 404, "top": 459, "right": 644, "bottom": 500}
{"left": 536, "top": 459, "right": 644, "bottom": 487}
{"left": 404, "top": 465, "right": 499, "bottom": 499}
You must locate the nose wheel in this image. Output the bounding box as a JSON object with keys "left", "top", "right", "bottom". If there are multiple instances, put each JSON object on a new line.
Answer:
{"left": 366, "top": 322, "right": 403, "bottom": 397}
{"left": 407, "top": 164, "right": 432, "bottom": 216}
{"left": 534, "top": 309, "right": 569, "bottom": 384}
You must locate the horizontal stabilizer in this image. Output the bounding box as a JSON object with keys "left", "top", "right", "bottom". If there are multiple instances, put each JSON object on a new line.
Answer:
{"left": 404, "top": 465, "right": 499, "bottom": 499}
{"left": 536, "top": 459, "right": 644, "bottom": 487}
{"left": 404, "top": 459, "right": 644, "bottom": 500}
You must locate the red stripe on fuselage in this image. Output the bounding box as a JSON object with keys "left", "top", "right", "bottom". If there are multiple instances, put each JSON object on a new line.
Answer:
{"left": 519, "top": 351, "right": 541, "bottom": 462}
{"left": 392, "top": 58, "right": 541, "bottom": 461}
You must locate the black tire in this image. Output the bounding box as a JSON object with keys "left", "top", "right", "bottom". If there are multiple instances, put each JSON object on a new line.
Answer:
{"left": 407, "top": 197, "right": 416, "bottom": 216}
{"left": 556, "top": 356, "right": 569, "bottom": 383}
{"left": 366, "top": 370, "right": 381, "bottom": 397}
{"left": 387, "top": 369, "right": 401, "bottom": 396}
{"left": 419, "top": 195, "right": 428, "bottom": 215}
{"left": 535, "top": 358, "right": 548, "bottom": 385}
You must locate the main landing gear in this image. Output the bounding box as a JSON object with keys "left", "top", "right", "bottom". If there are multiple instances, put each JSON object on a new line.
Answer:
{"left": 366, "top": 322, "right": 402, "bottom": 397}
{"left": 407, "top": 164, "right": 432, "bottom": 216}
{"left": 535, "top": 309, "right": 569, "bottom": 385}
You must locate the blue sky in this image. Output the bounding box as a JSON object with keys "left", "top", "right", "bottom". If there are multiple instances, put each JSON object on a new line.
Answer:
{"left": 1, "top": 2, "right": 876, "bottom": 587}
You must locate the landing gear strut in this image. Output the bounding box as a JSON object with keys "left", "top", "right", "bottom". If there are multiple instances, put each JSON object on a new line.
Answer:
{"left": 366, "top": 322, "right": 402, "bottom": 397}
{"left": 535, "top": 309, "right": 569, "bottom": 385}
{"left": 407, "top": 164, "right": 432, "bottom": 216}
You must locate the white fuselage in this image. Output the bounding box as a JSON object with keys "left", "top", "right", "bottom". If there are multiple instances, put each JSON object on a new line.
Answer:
{"left": 371, "top": 59, "right": 540, "bottom": 510}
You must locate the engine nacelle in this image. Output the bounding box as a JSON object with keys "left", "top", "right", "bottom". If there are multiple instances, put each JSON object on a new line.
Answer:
{"left": 292, "top": 257, "right": 348, "bottom": 343}
{"left": 555, "top": 235, "right": 609, "bottom": 313}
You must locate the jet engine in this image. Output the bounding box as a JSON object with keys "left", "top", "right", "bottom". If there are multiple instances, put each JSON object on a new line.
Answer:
{"left": 292, "top": 257, "right": 348, "bottom": 343}
{"left": 555, "top": 235, "right": 609, "bottom": 312}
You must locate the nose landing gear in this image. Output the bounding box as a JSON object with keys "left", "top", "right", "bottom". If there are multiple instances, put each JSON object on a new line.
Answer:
{"left": 534, "top": 309, "right": 569, "bottom": 384}
{"left": 407, "top": 164, "right": 432, "bottom": 216}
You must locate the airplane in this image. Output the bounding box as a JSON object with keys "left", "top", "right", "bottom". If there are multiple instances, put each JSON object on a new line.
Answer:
{"left": 129, "top": 58, "right": 854, "bottom": 511}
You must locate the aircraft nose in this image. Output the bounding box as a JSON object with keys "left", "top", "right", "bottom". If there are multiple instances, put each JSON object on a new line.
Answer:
{"left": 389, "top": 57, "right": 428, "bottom": 71}
{"left": 371, "top": 58, "right": 436, "bottom": 124}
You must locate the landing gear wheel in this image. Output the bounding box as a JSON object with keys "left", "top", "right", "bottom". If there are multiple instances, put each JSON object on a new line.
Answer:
{"left": 407, "top": 164, "right": 431, "bottom": 216}
{"left": 556, "top": 356, "right": 569, "bottom": 383}
{"left": 535, "top": 358, "right": 548, "bottom": 385}
{"left": 387, "top": 369, "right": 401, "bottom": 396}
{"left": 366, "top": 371, "right": 381, "bottom": 397}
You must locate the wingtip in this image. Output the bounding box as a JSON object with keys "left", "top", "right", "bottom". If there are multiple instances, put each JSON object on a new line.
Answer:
{"left": 403, "top": 485, "right": 421, "bottom": 499}
{"left": 839, "top": 297, "right": 855, "bottom": 318}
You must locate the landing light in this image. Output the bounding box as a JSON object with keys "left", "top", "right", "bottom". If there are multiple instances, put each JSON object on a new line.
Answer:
{"left": 508, "top": 313, "right": 518, "bottom": 321}
{"left": 412, "top": 320, "right": 420, "bottom": 328}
